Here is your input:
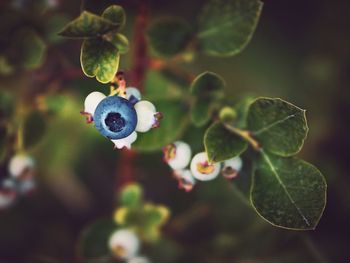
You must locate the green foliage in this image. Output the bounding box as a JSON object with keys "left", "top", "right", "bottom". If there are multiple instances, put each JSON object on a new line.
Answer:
{"left": 23, "top": 111, "right": 46, "bottom": 149}
{"left": 204, "top": 122, "right": 247, "bottom": 163}
{"left": 251, "top": 151, "right": 327, "bottom": 230}
{"left": 147, "top": 17, "right": 192, "bottom": 57}
{"left": 133, "top": 100, "right": 189, "bottom": 152}
{"left": 247, "top": 98, "right": 308, "bottom": 156}
{"left": 119, "top": 184, "right": 143, "bottom": 208}
{"left": 15, "top": 28, "right": 47, "bottom": 69}
{"left": 59, "top": 11, "right": 119, "bottom": 38}
{"left": 78, "top": 219, "right": 117, "bottom": 262}
{"left": 80, "top": 39, "right": 120, "bottom": 84}
{"left": 190, "top": 71, "right": 225, "bottom": 126}
{"left": 197, "top": 0, "right": 263, "bottom": 56}
{"left": 60, "top": 5, "right": 127, "bottom": 83}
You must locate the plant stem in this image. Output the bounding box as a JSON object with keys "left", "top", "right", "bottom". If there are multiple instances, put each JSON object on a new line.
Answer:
{"left": 116, "top": 2, "right": 149, "bottom": 190}
{"left": 223, "top": 123, "right": 260, "bottom": 151}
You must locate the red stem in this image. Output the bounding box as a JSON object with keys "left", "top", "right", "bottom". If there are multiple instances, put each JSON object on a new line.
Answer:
{"left": 116, "top": 2, "right": 149, "bottom": 189}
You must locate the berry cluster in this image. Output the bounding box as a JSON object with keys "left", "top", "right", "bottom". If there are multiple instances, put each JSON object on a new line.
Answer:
{"left": 108, "top": 229, "right": 150, "bottom": 263}
{"left": 0, "top": 153, "right": 36, "bottom": 209}
{"left": 81, "top": 75, "right": 162, "bottom": 149}
{"left": 163, "top": 141, "right": 243, "bottom": 192}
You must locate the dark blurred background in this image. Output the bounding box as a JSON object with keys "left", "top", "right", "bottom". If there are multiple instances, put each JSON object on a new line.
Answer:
{"left": 0, "top": 0, "right": 350, "bottom": 262}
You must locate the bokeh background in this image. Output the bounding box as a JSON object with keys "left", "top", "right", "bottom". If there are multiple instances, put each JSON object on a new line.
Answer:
{"left": 0, "top": 0, "right": 350, "bottom": 262}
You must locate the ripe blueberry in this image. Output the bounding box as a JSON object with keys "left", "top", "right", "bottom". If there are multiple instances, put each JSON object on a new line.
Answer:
{"left": 94, "top": 96, "right": 137, "bottom": 140}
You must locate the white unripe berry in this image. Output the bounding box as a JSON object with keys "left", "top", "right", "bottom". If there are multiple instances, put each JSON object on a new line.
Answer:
{"left": 8, "top": 154, "right": 35, "bottom": 179}
{"left": 127, "top": 256, "right": 151, "bottom": 263}
{"left": 163, "top": 141, "right": 192, "bottom": 170}
{"left": 126, "top": 87, "right": 142, "bottom": 102}
{"left": 111, "top": 132, "right": 138, "bottom": 149}
{"left": 109, "top": 229, "right": 140, "bottom": 259}
{"left": 190, "top": 152, "right": 220, "bottom": 181}
{"left": 84, "top": 91, "right": 106, "bottom": 115}
{"left": 221, "top": 157, "right": 243, "bottom": 179}
{"left": 134, "top": 101, "right": 157, "bottom": 132}
{"left": 173, "top": 169, "right": 196, "bottom": 192}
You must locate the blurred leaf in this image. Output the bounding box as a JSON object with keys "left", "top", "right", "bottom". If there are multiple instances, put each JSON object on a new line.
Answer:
{"left": 251, "top": 151, "right": 327, "bottom": 230}
{"left": 234, "top": 95, "right": 256, "bottom": 128}
{"left": 0, "top": 91, "right": 14, "bottom": 120}
{"left": 80, "top": 39, "right": 120, "bottom": 84}
{"left": 15, "top": 28, "right": 47, "bottom": 69}
{"left": 23, "top": 111, "right": 46, "bottom": 150}
{"left": 147, "top": 17, "right": 192, "bottom": 57}
{"left": 119, "top": 183, "right": 143, "bottom": 207}
{"left": 247, "top": 98, "right": 308, "bottom": 156}
{"left": 133, "top": 100, "right": 189, "bottom": 152}
{"left": 197, "top": 0, "right": 263, "bottom": 56}
{"left": 59, "top": 11, "right": 119, "bottom": 38}
{"left": 190, "top": 71, "right": 225, "bottom": 126}
{"left": 46, "top": 14, "right": 71, "bottom": 43}
{"left": 108, "top": 33, "right": 129, "bottom": 54}
{"left": 204, "top": 122, "right": 247, "bottom": 163}
{"left": 101, "top": 5, "right": 126, "bottom": 30}
{"left": 78, "top": 219, "right": 117, "bottom": 263}
{"left": 0, "top": 56, "right": 14, "bottom": 75}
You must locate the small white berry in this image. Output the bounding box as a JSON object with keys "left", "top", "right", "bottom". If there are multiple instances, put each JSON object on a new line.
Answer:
{"left": 8, "top": 154, "right": 35, "bottom": 179}
{"left": 163, "top": 141, "right": 192, "bottom": 170}
{"left": 111, "top": 131, "right": 137, "bottom": 149}
{"left": 84, "top": 91, "right": 106, "bottom": 115}
{"left": 173, "top": 169, "right": 196, "bottom": 192}
{"left": 221, "top": 157, "right": 243, "bottom": 179}
{"left": 190, "top": 152, "right": 220, "bottom": 181}
{"left": 126, "top": 87, "right": 142, "bottom": 102}
{"left": 127, "top": 256, "right": 151, "bottom": 263}
{"left": 134, "top": 100, "right": 158, "bottom": 132}
{"left": 109, "top": 229, "right": 140, "bottom": 259}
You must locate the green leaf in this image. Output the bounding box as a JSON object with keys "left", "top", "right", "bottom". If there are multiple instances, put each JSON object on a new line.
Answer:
{"left": 23, "top": 111, "right": 46, "bottom": 150}
{"left": 197, "top": 0, "right": 263, "bottom": 56}
{"left": 78, "top": 219, "right": 117, "bottom": 262}
{"left": 147, "top": 17, "right": 192, "bottom": 57}
{"left": 234, "top": 95, "right": 256, "bottom": 128}
{"left": 59, "top": 11, "right": 119, "bottom": 38}
{"left": 251, "top": 151, "right": 327, "bottom": 230}
{"left": 190, "top": 71, "right": 225, "bottom": 127}
{"left": 119, "top": 184, "right": 143, "bottom": 208}
{"left": 101, "top": 5, "right": 126, "bottom": 30}
{"left": 0, "top": 91, "right": 14, "bottom": 120}
{"left": 15, "top": 28, "right": 47, "bottom": 69}
{"left": 108, "top": 33, "right": 129, "bottom": 54}
{"left": 133, "top": 100, "right": 189, "bottom": 152}
{"left": 0, "top": 56, "right": 14, "bottom": 75}
{"left": 247, "top": 98, "right": 308, "bottom": 156}
{"left": 204, "top": 122, "right": 247, "bottom": 163}
{"left": 80, "top": 39, "right": 120, "bottom": 83}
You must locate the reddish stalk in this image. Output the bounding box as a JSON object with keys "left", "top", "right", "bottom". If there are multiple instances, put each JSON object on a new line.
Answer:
{"left": 116, "top": 3, "right": 149, "bottom": 189}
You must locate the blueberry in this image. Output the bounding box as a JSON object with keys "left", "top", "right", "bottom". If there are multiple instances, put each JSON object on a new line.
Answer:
{"left": 94, "top": 96, "right": 137, "bottom": 140}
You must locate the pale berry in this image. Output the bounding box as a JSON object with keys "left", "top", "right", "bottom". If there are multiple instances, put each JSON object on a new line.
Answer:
{"left": 173, "top": 169, "right": 196, "bottom": 192}
{"left": 221, "top": 157, "right": 243, "bottom": 179}
{"left": 126, "top": 87, "right": 141, "bottom": 104}
{"left": 111, "top": 131, "right": 137, "bottom": 149}
{"left": 8, "top": 154, "right": 35, "bottom": 179}
{"left": 163, "top": 141, "right": 191, "bottom": 170}
{"left": 190, "top": 152, "right": 220, "bottom": 181}
{"left": 109, "top": 229, "right": 140, "bottom": 259}
{"left": 127, "top": 256, "right": 151, "bottom": 263}
{"left": 134, "top": 101, "right": 161, "bottom": 132}
{"left": 0, "top": 179, "right": 17, "bottom": 209}
{"left": 83, "top": 91, "right": 106, "bottom": 116}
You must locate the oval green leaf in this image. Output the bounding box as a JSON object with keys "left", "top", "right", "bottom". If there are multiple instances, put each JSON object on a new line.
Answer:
{"left": 197, "top": 0, "right": 263, "bottom": 56}
{"left": 147, "top": 17, "right": 193, "bottom": 58}
{"left": 247, "top": 98, "right": 308, "bottom": 156}
{"left": 101, "top": 5, "right": 126, "bottom": 30}
{"left": 59, "top": 11, "right": 119, "bottom": 38}
{"left": 251, "top": 151, "right": 327, "bottom": 230}
{"left": 204, "top": 122, "right": 248, "bottom": 163}
{"left": 80, "top": 39, "right": 120, "bottom": 83}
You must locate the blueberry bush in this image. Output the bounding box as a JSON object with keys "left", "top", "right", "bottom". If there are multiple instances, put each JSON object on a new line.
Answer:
{"left": 4, "top": 0, "right": 349, "bottom": 262}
